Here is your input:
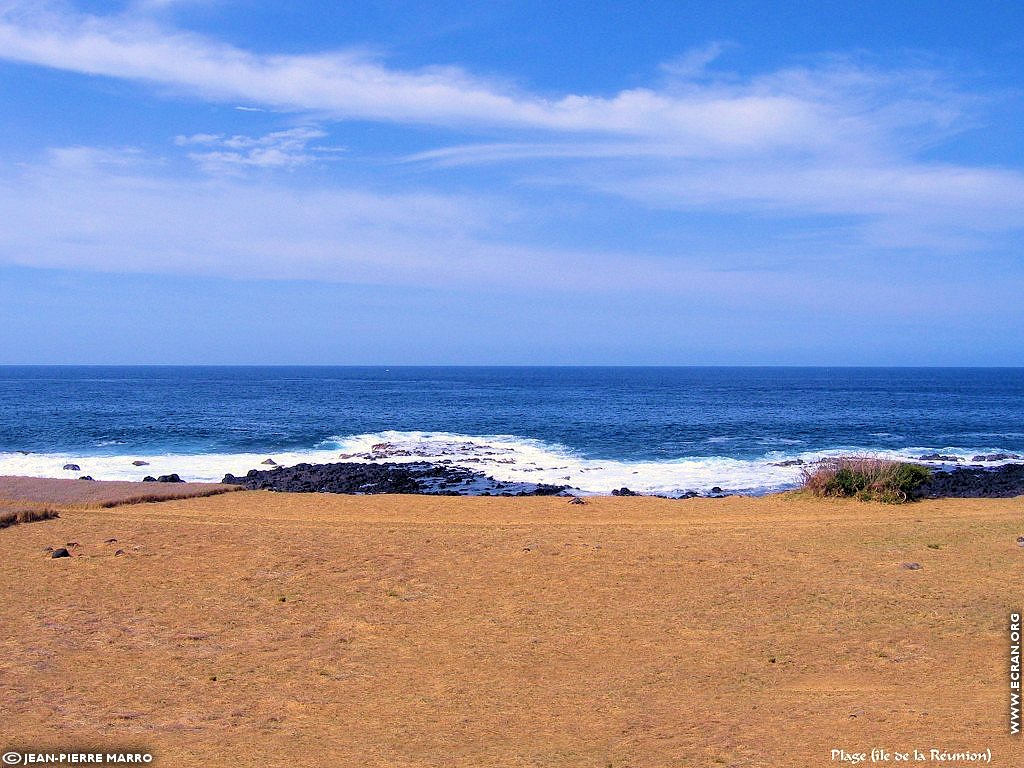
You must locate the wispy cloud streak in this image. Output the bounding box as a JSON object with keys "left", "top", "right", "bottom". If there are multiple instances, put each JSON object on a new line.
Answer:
{"left": 0, "top": 1, "right": 1021, "bottom": 253}
{"left": 0, "top": 2, "right": 956, "bottom": 152}
{"left": 174, "top": 127, "right": 336, "bottom": 172}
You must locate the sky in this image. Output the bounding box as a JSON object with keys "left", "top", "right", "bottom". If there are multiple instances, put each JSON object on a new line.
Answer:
{"left": 1, "top": 0, "right": 1023, "bottom": 365}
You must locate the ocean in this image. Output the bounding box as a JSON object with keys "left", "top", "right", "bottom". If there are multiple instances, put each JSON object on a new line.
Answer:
{"left": 1, "top": 366, "right": 1022, "bottom": 495}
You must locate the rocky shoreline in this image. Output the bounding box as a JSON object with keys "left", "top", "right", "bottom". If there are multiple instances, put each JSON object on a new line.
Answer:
{"left": 222, "top": 462, "right": 572, "bottom": 496}
{"left": 916, "top": 463, "right": 1024, "bottom": 499}
{"left": 219, "top": 460, "right": 1024, "bottom": 499}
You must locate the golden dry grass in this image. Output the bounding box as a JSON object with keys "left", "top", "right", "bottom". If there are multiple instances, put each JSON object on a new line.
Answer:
{"left": 0, "top": 475, "right": 240, "bottom": 507}
{"left": 0, "top": 506, "right": 59, "bottom": 528}
{"left": 1, "top": 491, "right": 1022, "bottom": 767}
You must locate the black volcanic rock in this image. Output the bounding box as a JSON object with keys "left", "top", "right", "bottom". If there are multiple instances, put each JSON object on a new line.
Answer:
{"left": 917, "top": 463, "right": 1024, "bottom": 498}
{"left": 917, "top": 453, "right": 961, "bottom": 462}
{"left": 221, "top": 461, "right": 570, "bottom": 497}
{"left": 970, "top": 453, "right": 1022, "bottom": 462}
{"left": 524, "top": 484, "right": 569, "bottom": 496}
{"left": 611, "top": 487, "right": 640, "bottom": 496}
{"left": 142, "top": 474, "right": 184, "bottom": 483}
{"left": 62, "top": 463, "right": 81, "bottom": 471}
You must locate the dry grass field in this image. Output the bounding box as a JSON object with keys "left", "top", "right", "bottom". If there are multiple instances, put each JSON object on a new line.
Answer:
{"left": 0, "top": 476, "right": 239, "bottom": 507}
{"left": 1, "top": 489, "right": 1021, "bottom": 767}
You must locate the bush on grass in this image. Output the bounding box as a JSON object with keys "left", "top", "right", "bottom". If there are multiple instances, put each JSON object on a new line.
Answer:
{"left": 800, "top": 457, "right": 930, "bottom": 503}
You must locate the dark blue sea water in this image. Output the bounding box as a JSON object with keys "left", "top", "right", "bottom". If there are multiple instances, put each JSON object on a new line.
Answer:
{"left": 2, "top": 366, "right": 1023, "bottom": 494}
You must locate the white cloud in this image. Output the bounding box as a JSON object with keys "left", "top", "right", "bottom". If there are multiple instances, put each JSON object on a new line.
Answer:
{"left": 129, "top": 0, "right": 220, "bottom": 11}
{"left": 1, "top": 145, "right": 1019, "bottom": 331}
{"left": 579, "top": 157, "right": 1024, "bottom": 249}
{"left": 45, "top": 144, "right": 147, "bottom": 172}
{"left": 659, "top": 41, "right": 733, "bottom": 79}
{"left": 0, "top": 2, "right": 1020, "bottom": 252}
{"left": 0, "top": 148, "right": 582, "bottom": 289}
{"left": 402, "top": 140, "right": 1024, "bottom": 249}
{"left": 0, "top": 2, "right": 954, "bottom": 153}
{"left": 173, "top": 127, "right": 336, "bottom": 172}
{"left": 0, "top": 146, "right": 838, "bottom": 303}
{"left": 173, "top": 132, "right": 221, "bottom": 145}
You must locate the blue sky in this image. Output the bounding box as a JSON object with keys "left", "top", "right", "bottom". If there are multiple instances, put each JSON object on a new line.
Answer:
{"left": 1, "top": 0, "right": 1023, "bottom": 364}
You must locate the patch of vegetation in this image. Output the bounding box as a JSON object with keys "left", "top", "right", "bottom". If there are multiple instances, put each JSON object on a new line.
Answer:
{"left": 801, "top": 457, "right": 930, "bottom": 503}
{"left": 0, "top": 508, "right": 59, "bottom": 529}
{"left": 95, "top": 486, "right": 240, "bottom": 508}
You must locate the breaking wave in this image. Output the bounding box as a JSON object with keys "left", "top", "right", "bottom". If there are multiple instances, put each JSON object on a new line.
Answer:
{"left": 2, "top": 430, "right": 1022, "bottom": 496}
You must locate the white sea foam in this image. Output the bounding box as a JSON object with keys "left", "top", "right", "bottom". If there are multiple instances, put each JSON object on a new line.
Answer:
{"left": 321, "top": 431, "right": 804, "bottom": 494}
{"left": 0, "top": 448, "right": 341, "bottom": 485}
{"left": 3, "top": 430, "right": 1020, "bottom": 495}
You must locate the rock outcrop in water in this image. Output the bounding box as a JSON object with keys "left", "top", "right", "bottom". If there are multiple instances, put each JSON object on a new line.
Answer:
{"left": 221, "top": 462, "right": 572, "bottom": 496}
{"left": 141, "top": 474, "right": 185, "bottom": 483}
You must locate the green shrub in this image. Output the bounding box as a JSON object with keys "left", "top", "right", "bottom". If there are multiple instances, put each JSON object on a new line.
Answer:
{"left": 800, "top": 457, "right": 930, "bottom": 503}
